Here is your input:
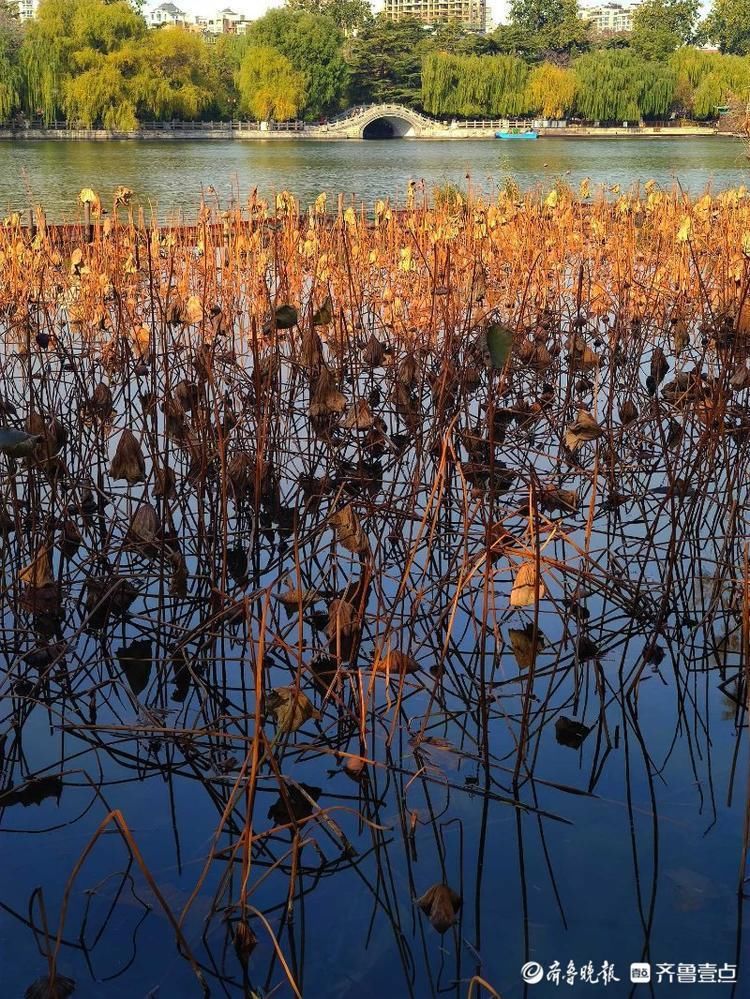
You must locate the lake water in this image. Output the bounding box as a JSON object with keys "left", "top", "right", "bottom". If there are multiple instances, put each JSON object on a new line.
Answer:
{"left": 0, "top": 141, "right": 749, "bottom": 999}
{"left": 1, "top": 136, "right": 748, "bottom": 218}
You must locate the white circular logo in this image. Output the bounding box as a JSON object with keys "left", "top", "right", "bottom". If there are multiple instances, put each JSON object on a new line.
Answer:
{"left": 521, "top": 962, "right": 545, "bottom": 985}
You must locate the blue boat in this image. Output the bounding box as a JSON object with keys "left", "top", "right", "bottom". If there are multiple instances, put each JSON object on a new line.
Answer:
{"left": 496, "top": 130, "right": 538, "bottom": 140}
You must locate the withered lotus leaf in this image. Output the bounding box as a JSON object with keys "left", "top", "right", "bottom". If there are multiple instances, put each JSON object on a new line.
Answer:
{"left": 19, "top": 547, "right": 53, "bottom": 589}
{"left": 24, "top": 974, "right": 76, "bottom": 999}
{"left": 564, "top": 410, "right": 603, "bottom": 451}
{"left": 90, "top": 382, "right": 113, "bottom": 418}
{"left": 267, "top": 686, "right": 319, "bottom": 733}
{"left": 510, "top": 561, "right": 546, "bottom": 607}
{"left": 233, "top": 921, "right": 257, "bottom": 970}
{"left": 309, "top": 365, "right": 346, "bottom": 417}
{"left": 650, "top": 346, "right": 669, "bottom": 385}
{"left": 340, "top": 398, "right": 374, "bottom": 430}
{"left": 277, "top": 585, "right": 316, "bottom": 610}
{"left": 267, "top": 782, "right": 321, "bottom": 825}
{"left": 508, "top": 623, "right": 547, "bottom": 670}
{"left": 363, "top": 334, "right": 385, "bottom": 366}
{"left": 540, "top": 486, "right": 579, "bottom": 514}
{"left": 300, "top": 328, "right": 323, "bottom": 369}
{"left": 619, "top": 399, "right": 638, "bottom": 425}
{"left": 375, "top": 649, "right": 420, "bottom": 674}
{"left": 416, "top": 883, "right": 462, "bottom": 933}
{"left": 153, "top": 464, "right": 176, "bottom": 499}
{"left": 329, "top": 505, "right": 369, "bottom": 554}
{"left": 109, "top": 430, "right": 146, "bottom": 485}
{"left": 128, "top": 502, "right": 161, "bottom": 546}
{"left": 0, "top": 428, "right": 43, "bottom": 459}
{"left": 325, "top": 598, "right": 358, "bottom": 644}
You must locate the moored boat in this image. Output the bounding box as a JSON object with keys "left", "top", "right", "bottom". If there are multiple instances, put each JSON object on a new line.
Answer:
{"left": 496, "top": 130, "right": 538, "bottom": 140}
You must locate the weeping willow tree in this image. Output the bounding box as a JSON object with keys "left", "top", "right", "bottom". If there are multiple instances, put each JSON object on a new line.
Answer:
{"left": 670, "top": 48, "right": 750, "bottom": 118}
{"left": 573, "top": 50, "right": 675, "bottom": 121}
{"left": 63, "top": 52, "right": 137, "bottom": 130}
{"left": 22, "top": 0, "right": 145, "bottom": 123}
{"left": 0, "top": 11, "right": 23, "bottom": 121}
{"left": 236, "top": 46, "right": 306, "bottom": 121}
{"left": 525, "top": 64, "right": 577, "bottom": 118}
{"left": 422, "top": 53, "right": 528, "bottom": 117}
{"left": 21, "top": 0, "right": 75, "bottom": 122}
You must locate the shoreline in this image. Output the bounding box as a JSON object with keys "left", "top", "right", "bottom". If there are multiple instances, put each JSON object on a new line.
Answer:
{"left": 0, "top": 126, "right": 725, "bottom": 142}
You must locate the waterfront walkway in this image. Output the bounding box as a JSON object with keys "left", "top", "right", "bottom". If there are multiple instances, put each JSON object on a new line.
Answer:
{"left": 0, "top": 105, "right": 721, "bottom": 141}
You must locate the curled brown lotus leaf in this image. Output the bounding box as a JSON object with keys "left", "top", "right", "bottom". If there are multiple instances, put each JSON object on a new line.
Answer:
{"left": 232, "top": 920, "right": 257, "bottom": 971}
{"left": 19, "top": 547, "right": 53, "bottom": 589}
{"left": 227, "top": 453, "right": 253, "bottom": 500}
{"left": 343, "top": 755, "right": 367, "bottom": 781}
{"left": 90, "top": 382, "right": 113, "bottom": 419}
{"left": 510, "top": 561, "right": 546, "bottom": 607}
{"left": 267, "top": 686, "right": 320, "bottom": 733}
{"left": 166, "top": 548, "right": 188, "bottom": 597}
{"left": 128, "top": 502, "right": 161, "bottom": 546}
{"left": 508, "top": 623, "right": 547, "bottom": 670}
{"left": 329, "top": 505, "right": 369, "bottom": 554}
{"left": 153, "top": 464, "right": 176, "bottom": 499}
{"left": 174, "top": 379, "right": 199, "bottom": 412}
{"left": 540, "top": 486, "right": 579, "bottom": 514}
{"left": 564, "top": 410, "right": 603, "bottom": 451}
{"left": 567, "top": 335, "right": 599, "bottom": 371}
{"left": 340, "top": 398, "right": 374, "bottom": 431}
{"left": 25, "top": 973, "right": 76, "bottom": 999}
{"left": 619, "top": 399, "right": 638, "bottom": 425}
{"left": 109, "top": 429, "right": 146, "bottom": 485}
{"left": 362, "top": 334, "right": 385, "bottom": 367}
{"left": 375, "top": 649, "right": 420, "bottom": 674}
{"left": 300, "top": 328, "right": 323, "bottom": 370}
{"left": 391, "top": 380, "right": 419, "bottom": 426}
{"left": 277, "top": 585, "right": 316, "bottom": 610}
{"left": 650, "top": 346, "right": 669, "bottom": 384}
{"left": 309, "top": 365, "right": 346, "bottom": 417}
{"left": 416, "top": 883, "right": 462, "bottom": 933}
{"left": 325, "top": 598, "right": 358, "bottom": 643}
{"left": 398, "top": 352, "right": 418, "bottom": 386}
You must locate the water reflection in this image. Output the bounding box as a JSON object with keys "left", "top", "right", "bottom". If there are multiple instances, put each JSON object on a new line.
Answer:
{"left": 0, "top": 136, "right": 748, "bottom": 220}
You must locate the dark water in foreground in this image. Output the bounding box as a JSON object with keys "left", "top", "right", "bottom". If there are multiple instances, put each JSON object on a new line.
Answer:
{"left": 0, "top": 313, "right": 748, "bottom": 998}
{"left": 0, "top": 136, "right": 747, "bottom": 218}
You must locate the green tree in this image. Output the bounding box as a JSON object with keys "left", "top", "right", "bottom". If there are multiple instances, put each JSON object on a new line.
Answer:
{"left": 21, "top": 0, "right": 145, "bottom": 122}
{"left": 242, "top": 9, "right": 347, "bottom": 119}
{"left": 0, "top": 6, "right": 23, "bottom": 120}
{"left": 422, "top": 52, "right": 529, "bottom": 116}
{"left": 345, "top": 16, "right": 428, "bottom": 106}
{"left": 573, "top": 48, "right": 675, "bottom": 120}
{"left": 131, "top": 27, "right": 219, "bottom": 120}
{"left": 285, "top": 0, "right": 372, "bottom": 32}
{"left": 236, "top": 45, "right": 306, "bottom": 121}
{"left": 703, "top": 0, "right": 750, "bottom": 54}
{"left": 508, "top": 0, "right": 590, "bottom": 60}
{"left": 631, "top": 0, "right": 699, "bottom": 60}
{"left": 525, "top": 62, "right": 577, "bottom": 117}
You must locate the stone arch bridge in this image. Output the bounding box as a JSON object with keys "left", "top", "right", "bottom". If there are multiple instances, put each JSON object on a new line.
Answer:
{"left": 311, "top": 104, "right": 444, "bottom": 139}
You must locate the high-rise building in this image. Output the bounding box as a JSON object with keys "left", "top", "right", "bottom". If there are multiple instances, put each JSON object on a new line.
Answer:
{"left": 582, "top": 2, "right": 641, "bottom": 33}
{"left": 382, "top": 0, "right": 487, "bottom": 32}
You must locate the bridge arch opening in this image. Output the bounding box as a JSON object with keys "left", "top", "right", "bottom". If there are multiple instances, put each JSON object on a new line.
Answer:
{"left": 362, "top": 115, "right": 417, "bottom": 139}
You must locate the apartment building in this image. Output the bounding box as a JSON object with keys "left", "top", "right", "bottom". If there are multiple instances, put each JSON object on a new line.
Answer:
{"left": 582, "top": 2, "right": 641, "bottom": 33}
{"left": 382, "top": 0, "right": 488, "bottom": 32}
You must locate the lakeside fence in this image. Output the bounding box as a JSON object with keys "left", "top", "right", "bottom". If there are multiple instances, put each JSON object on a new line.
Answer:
{"left": 0, "top": 116, "right": 712, "bottom": 136}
